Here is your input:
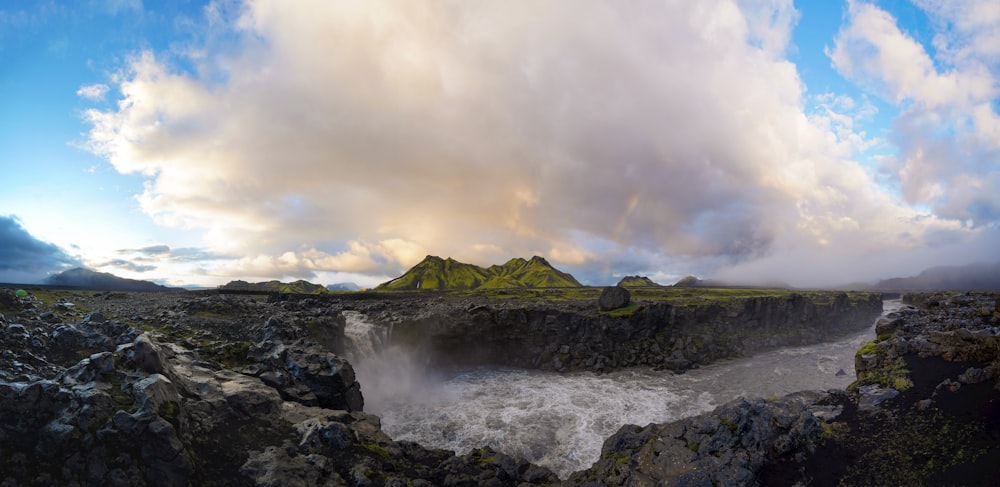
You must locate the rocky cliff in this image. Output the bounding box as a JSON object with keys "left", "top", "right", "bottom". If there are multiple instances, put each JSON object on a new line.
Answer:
{"left": 568, "top": 291, "right": 1000, "bottom": 485}
{"left": 0, "top": 289, "right": 559, "bottom": 486}
{"left": 386, "top": 291, "right": 883, "bottom": 373}
{"left": 0, "top": 287, "right": 885, "bottom": 485}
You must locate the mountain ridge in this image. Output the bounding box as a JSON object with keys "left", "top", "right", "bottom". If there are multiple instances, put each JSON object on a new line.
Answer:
{"left": 45, "top": 268, "right": 174, "bottom": 292}
{"left": 377, "top": 255, "right": 582, "bottom": 290}
{"left": 219, "top": 279, "right": 328, "bottom": 294}
{"left": 870, "top": 261, "right": 1000, "bottom": 291}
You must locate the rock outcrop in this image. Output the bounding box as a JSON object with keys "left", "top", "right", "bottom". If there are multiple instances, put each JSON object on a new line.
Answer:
{"left": 389, "top": 292, "right": 883, "bottom": 373}
{"left": 597, "top": 285, "right": 630, "bottom": 311}
{"left": 565, "top": 392, "right": 827, "bottom": 486}
{"left": 0, "top": 291, "right": 559, "bottom": 486}
{"left": 557, "top": 292, "right": 1000, "bottom": 485}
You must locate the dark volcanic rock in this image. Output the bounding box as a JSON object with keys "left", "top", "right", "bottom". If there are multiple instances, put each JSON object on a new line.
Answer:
{"left": 565, "top": 392, "right": 825, "bottom": 486}
{"left": 0, "top": 292, "right": 559, "bottom": 486}
{"left": 389, "top": 291, "right": 883, "bottom": 373}
{"left": 597, "top": 285, "right": 630, "bottom": 311}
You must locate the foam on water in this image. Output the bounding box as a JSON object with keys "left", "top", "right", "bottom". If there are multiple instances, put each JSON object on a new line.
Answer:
{"left": 350, "top": 300, "right": 903, "bottom": 478}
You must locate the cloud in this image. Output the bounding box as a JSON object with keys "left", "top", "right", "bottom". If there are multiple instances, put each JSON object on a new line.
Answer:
{"left": 81, "top": 0, "right": 998, "bottom": 286}
{"left": 829, "top": 1, "right": 1000, "bottom": 228}
{"left": 116, "top": 244, "right": 171, "bottom": 256}
{"left": 77, "top": 83, "right": 110, "bottom": 100}
{"left": 0, "top": 215, "right": 80, "bottom": 282}
{"left": 98, "top": 259, "right": 157, "bottom": 273}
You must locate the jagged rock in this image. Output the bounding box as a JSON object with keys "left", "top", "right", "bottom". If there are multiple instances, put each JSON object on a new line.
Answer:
{"left": 248, "top": 339, "right": 364, "bottom": 411}
{"left": 857, "top": 385, "right": 899, "bottom": 411}
{"left": 565, "top": 394, "right": 824, "bottom": 485}
{"left": 958, "top": 366, "right": 994, "bottom": 384}
{"left": 597, "top": 285, "right": 630, "bottom": 311}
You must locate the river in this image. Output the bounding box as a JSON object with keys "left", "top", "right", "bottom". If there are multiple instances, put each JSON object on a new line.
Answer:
{"left": 350, "top": 300, "right": 901, "bottom": 478}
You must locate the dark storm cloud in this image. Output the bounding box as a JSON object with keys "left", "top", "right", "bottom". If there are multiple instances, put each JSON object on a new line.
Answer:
{"left": 0, "top": 215, "right": 79, "bottom": 279}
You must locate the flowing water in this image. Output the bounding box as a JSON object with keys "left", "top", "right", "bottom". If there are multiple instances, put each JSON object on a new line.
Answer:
{"left": 350, "top": 300, "right": 902, "bottom": 478}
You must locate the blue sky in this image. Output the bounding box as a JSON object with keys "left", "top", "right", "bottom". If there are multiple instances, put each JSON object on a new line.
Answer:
{"left": 1, "top": 0, "right": 998, "bottom": 288}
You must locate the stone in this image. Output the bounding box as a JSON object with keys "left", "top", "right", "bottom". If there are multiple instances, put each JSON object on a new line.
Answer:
{"left": 857, "top": 385, "right": 899, "bottom": 411}
{"left": 958, "top": 366, "right": 994, "bottom": 384}
{"left": 598, "top": 285, "right": 631, "bottom": 311}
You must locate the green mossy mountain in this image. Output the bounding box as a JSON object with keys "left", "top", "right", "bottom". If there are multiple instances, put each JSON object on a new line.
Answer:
{"left": 220, "top": 279, "right": 328, "bottom": 294}
{"left": 377, "top": 255, "right": 582, "bottom": 290}
{"left": 616, "top": 275, "right": 661, "bottom": 287}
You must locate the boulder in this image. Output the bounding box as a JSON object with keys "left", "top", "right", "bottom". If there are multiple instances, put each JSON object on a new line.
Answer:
{"left": 598, "top": 285, "right": 631, "bottom": 311}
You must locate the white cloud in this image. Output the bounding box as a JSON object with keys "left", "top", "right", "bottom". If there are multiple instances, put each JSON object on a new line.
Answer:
{"left": 828, "top": 1, "right": 1000, "bottom": 228}
{"left": 76, "top": 83, "right": 110, "bottom": 100}
{"left": 80, "top": 0, "right": 997, "bottom": 286}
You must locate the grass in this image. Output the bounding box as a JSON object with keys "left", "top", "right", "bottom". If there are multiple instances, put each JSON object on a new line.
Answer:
{"left": 377, "top": 255, "right": 581, "bottom": 290}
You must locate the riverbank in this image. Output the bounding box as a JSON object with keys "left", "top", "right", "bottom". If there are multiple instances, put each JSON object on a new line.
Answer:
{"left": 0, "top": 287, "right": 888, "bottom": 485}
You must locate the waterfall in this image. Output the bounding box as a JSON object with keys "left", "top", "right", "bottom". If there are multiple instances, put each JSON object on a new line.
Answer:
{"left": 371, "top": 300, "right": 904, "bottom": 478}
{"left": 342, "top": 310, "right": 391, "bottom": 363}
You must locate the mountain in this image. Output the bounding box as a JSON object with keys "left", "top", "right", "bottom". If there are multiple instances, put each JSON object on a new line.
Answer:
{"left": 616, "top": 275, "right": 662, "bottom": 287}
{"left": 871, "top": 262, "right": 1000, "bottom": 291}
{"left": 376, "top": 255, "right": 582, "bottom": 290}
{"left": 673, "top": 275, "right": 791, "bottom": 289}
{"left": 220, "top": 279, "right": 328, "bottom": 294}
{"left": 45, "top": 268, "right": 174, "bottom": 292}
{"left": 326, "top": 282, "right": 361, "bottom": 292}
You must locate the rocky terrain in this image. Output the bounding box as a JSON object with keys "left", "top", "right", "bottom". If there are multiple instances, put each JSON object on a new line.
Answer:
{"left": 566, "top": 291, "right": 1000, "bottom": 485}
{"left": 5, "top": 286, "right": 989, "bottom": 485}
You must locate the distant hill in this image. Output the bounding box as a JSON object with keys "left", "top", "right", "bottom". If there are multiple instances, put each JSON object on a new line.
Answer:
{"left": 673, "top": 275, "right": 791, "bottom": 289}
{"left": 46, "top": 268, "right": 174, "bottom": 292}
{"left": 326, "top": 282, "right": 361, "bottom": 292}
{"left": 617, "top": 275, "right": 661, "bottom": 287}
{"left": 220, "top": 279, "right": 328, "bottom": 294}
{"left": 376, "top": 255, "right": 582, "bottom": 290}
{"left": 871, "top": 262, "right": 1000, "bottom": 291}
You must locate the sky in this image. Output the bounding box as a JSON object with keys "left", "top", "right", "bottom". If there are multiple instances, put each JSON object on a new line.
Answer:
{"left": 1, "top": 0, "right": 998, "bottom": 289}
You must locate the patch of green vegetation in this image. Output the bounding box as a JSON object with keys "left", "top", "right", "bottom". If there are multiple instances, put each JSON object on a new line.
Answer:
{"left": 617, "top": 275, "right": 662, "bottom": 287}
{"left": 220, "top": 279, "right": 329, "bottom": 294}
{"left": 719, "top": 416, "right": 737, "bottom": 433}
{"left": 857, "top": 340, "right": 880, "bottom": 356}
{"left": 377, "top": 255, "right": 582, "bottom": 290}
{"left": 688, "top": 442, "right": 700, "bottom": 453}
{"left": 359, "top": 442, "right": 391, "bottom": 459}
{"left": 470, "top": 447, "right": 496, "bottom": 465}
{"left": 158, "top": 400, "right": 181, "bottom": 429}
{"left": 849, "top": 357, "right": 913, "bottom": 392}
{"left": 818, "top": 420, "right": 849, "bottom": 440}
{"left": 603, "top": 302, "right": 641, "bottom": 319}
{"left": 109, "top": 380, "right": 137, "bottom": 414}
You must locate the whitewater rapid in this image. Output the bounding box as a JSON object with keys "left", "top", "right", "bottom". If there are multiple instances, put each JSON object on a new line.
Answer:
{"left": 351, "top": 300, "right": 902, "bottom": 478}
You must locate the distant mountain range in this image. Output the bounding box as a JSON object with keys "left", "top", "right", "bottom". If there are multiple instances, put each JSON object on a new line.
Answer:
{"left": 869, "top": 262, "right": 1000, "bottom": 291}
{"left": 376, "top": 255, "right": 582, "bottom": 290}
{"left": 326, "top": 282, "right": 362, "bottom": 292}
{"left": 219, "top": 279, "right": 328, "bottom": 294}
{"left": 46, "top": 268, "right": 174, "bottom": 292}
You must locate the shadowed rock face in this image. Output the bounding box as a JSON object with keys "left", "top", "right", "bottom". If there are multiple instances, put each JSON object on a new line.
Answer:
{"left": 391, "top": 292, "right": 884, "bottom": 373}
{"left": 0, "top": 291, "right": 560, "bottom": 486}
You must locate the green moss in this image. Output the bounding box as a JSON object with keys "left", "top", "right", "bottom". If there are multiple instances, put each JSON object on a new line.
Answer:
{"left": 688, "top": 442, "right": 700, "bottom": 453}
{"left": 850, "top": 357, "right": 913, "bottom": 392}
{"left": 719, "top": 417, "right": 737, "bottom": 433}
{"left": 109, "top": 380, "right": 137, "bottom": 414}
{"left": 359, "top": 442, "right": 390, "bottom": 459}
{"left": 377, "top": 255, "right": 582, "bottom": 291}
{"left": 158, "top": 400, "right": 181, "bottom": 429}
{"left": 603, "top": 302, "right": 641, "bottom": 318}
{"left": 857, "top": 340, "right": 879, "bottom": 356}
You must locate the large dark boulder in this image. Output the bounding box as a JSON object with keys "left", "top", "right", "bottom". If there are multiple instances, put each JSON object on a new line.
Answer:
{"left": 598, "top": 285, "right": 630, "bottom": 311}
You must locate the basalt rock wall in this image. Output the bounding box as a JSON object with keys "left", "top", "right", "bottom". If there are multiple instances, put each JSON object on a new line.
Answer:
{"left": 389, "top": 292, "right": 883, "bottom": 373}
